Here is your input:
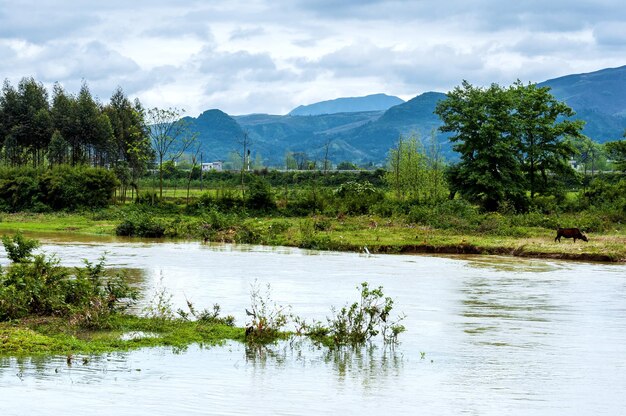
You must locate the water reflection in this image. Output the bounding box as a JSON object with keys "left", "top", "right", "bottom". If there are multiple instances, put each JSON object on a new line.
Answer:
{"left": 459, "top": 273, "right": 559, "bottom": 347}
{"left": 244, "top": 338, "right": 405, "bottom": 388}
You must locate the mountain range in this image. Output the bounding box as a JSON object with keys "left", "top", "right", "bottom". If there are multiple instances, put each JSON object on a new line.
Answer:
{"left": 185, "top": 65, "right": 626, "bottom": 166}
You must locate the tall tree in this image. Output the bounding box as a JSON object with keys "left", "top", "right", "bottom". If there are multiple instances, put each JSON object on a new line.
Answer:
{"left": 0, "top": 78, "right": 52, "bottom": 166}
{"left": 104, "top": 88, "right": 152, "bottom": 193}
{"left": 146, "top": 107, "right": 196, "bottom": 198}
{"left": 75, "top": 83, "right": 114, "bottom": 166}
{"left": 51, "top": 83, "right": 79, "bottom": 163}
{"left": 435, "top": 81, "right": 524, "bottom": 211}
{"left": 512, "top": 81, "right": 582, "bottom": 198}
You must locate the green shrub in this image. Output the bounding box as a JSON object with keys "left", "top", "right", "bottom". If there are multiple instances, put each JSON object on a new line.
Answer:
{"left": 0, "top": 236, "right": 137, "bottom": 325}
{"left": 303, "top": 282, "right": 405, "bottom": 347}
{"left": 1, "top": 233, "right": 40, "bottom": 262}
{"left": 245, "top": 176, "right": 275, "bottom": 211}
{"left": 115, "top": 211, "right": 165, "bottom": 238}
{"left": 0, "top": 165, "right": 118, "bottom": 212}
{"left": 333, "top": 181, "right": 384, "bottom": 215}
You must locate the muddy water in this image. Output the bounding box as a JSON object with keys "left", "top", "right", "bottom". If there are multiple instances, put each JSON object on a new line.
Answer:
{"left": 1, "top": 236, "right": 625, "bottom": 415}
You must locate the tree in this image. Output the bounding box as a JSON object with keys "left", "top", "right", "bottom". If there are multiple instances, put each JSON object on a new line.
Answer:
{"left": 285, "top": 151, "right": 297, "bottom": 170}
{"left": 48, "top": 130, "right": 70, "bottom": 165}
{"left": 237, "top": 130, "right": 252, "bottom": 199}
{"left": 512, "top": 81, "right": 583, "bottom": 198}
{"left": 435, "top": 81, "right": 524, "bottom": 211}
{"left": 104, "top": 88, "right": 152, "bottom": 196}
{"left": 0, "top": 78, "right": 52, "bottom": 166}
{"left": 569, "top": 135, "right": 607, "bottom": 176}
{"left": 605, "top": 136, "right": 626, "bottom": 172}
{"left": 385, "top": 134, "right": 447, "bottom": 203}
{"left": 146, "top": 107, "right": 196, "bottom": 198}
{"left": 435, "top": 80, "right": 583, "bottom": 211}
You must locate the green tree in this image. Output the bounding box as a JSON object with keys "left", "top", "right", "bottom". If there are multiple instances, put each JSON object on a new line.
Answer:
{"left": 436, "top": 80, "right": 583, "bottom": 211}
{"left": 0, "top": 78, "right": 52, "bottom": 166}
{"left": 512, "top": 81, "right": 582, "bottom": 198}
{"left": 75, "top": 83, "right": 114, "bottom": 167}
{"left": 435, "top": 82, "right": 524, "bottom": 211}
{"left": 104, "top": 87, "right": 152, "bottom": 197}
{"left": 48, "top": 130, "right": 70, "bottom": 165}
{"left": 385, "top": 134, "right": 447, "bottom": 203}
{"left": 605, "top": 136, "right": 626, "bottom": 172}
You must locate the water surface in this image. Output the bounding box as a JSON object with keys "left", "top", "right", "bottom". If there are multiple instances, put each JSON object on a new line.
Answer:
{"left": 1, "top": 237, "right": 624, "bottom": 415}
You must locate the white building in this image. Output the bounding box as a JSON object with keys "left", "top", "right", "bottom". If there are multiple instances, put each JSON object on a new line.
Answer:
{"left": 201, "top": 161, "right": 223, "bottom": 172}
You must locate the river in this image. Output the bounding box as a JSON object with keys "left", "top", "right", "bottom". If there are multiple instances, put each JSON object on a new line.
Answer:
{"left": 1, "top": 235, "right": 625, "bottom": 415}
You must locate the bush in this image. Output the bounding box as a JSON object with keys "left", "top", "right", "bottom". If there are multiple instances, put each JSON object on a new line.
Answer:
{"left": 0, "top": 236, "right": 136, "bottom": 325}
{"left": 115, "top": 210, "right": 166, "bottom": 238}
{"left": 245, "top": 176, "right": 275, "bottom": 211}
{"left": 332, "top": 181, "right": 384, "bottom": 215}
{"left": 301, "top": 282, "right": 405, "bottom": 347}
{"left": 0, "top": 165, "right": 119, "bottom": 212}
{"left": 1, "top": 233, "right": 40, "bottom": 262}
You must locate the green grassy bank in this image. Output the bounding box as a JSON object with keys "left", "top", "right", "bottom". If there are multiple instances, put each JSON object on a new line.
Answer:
{"left": 0, "top": 209, "right": 624, "bottom": 262}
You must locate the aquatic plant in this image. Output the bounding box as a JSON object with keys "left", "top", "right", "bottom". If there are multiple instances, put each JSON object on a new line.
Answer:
{"left": 306, "top": 282, "right": 406, "bottom": 347}
{"left": 0, "top": 235, "right": 137, "bottom": 327}
{"left": 244, "top": 280, "right": 290, "bottom": 343}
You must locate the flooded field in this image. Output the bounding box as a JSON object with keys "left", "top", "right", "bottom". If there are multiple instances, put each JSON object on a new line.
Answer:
{"left": 1, "top": 236, "right": 625, "bottom": 415}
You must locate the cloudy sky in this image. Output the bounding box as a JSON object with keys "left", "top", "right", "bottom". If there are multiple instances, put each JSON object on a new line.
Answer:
{"left": 1, "top": 0, "right": 624, "bottom": 116}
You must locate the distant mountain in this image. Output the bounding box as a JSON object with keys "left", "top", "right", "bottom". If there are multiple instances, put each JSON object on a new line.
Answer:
{"left": 288, "top": 93, "right": 404, "bottom": 116}
{"left": 540, "top": 65, "right": 626, "bottom": 142}
{"left": 183, "top": 109, "right": 243, "bottom": 160}
{"left": 186, "top": 65, "right": 626, "bottom": 166}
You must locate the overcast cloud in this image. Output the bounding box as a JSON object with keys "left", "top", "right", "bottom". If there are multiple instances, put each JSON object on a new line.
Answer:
{"left": 0, "top": 0, "right": 624, "bottom": 115}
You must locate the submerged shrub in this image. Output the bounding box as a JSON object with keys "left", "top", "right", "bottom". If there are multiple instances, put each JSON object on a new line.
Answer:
{"left": 0, "top": 236, "right": 136, "bottom": 325}
{"left": 305, "top": 282, "right": 406, "bottom": 347}
{"left": 245, "top": 280, "right": 290, "bottom": 343}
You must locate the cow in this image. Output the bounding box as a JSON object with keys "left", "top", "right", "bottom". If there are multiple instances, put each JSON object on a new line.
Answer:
{"left": 554, "top": 227, "right": 588, "bottom": 243}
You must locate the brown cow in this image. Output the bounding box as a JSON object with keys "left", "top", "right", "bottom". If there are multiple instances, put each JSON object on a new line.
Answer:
{"left": 555, "top": 227, "right": 588, "bottom": 243}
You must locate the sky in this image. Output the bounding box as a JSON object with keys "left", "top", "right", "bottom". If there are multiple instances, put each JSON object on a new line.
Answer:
{"left": 1, "top": 0, "right": 625, "bottom": 116}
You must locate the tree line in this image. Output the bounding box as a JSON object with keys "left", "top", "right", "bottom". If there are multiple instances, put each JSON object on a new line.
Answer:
{"left": 0, "top": 77, "right": 153, "bottom": 177}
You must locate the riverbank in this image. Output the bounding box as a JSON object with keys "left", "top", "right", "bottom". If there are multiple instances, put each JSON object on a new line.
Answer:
{"left": 0, "top": 211, "right": 625, "bottom": 262}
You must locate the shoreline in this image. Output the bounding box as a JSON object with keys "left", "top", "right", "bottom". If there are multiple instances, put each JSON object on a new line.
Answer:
{"left": 0, "top": 212, "right": 624, "bottom": 263}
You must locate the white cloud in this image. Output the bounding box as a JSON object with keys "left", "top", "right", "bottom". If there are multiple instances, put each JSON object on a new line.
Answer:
{"left": 0, "top": 0, "right": 625, "bottom": 115}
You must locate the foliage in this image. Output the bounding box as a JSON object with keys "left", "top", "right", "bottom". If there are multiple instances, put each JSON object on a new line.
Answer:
{"left": 605, "top": 139, "right": 626, "bottom": 172}
{"left": 0, "top": 237, "right": 137, "bottom": 326}
{"left": 1, "top": 233, "right": 40, "bottom": 262}
{"left": 0, "top": 165, "right": 118, "bottom": 212}
{"left": 245, "top": 280, "right": 290, "bottom": 343}
{"left": 435, "top": 81, "right": 583, "bottom": 211}
{"left": 177, "top": 301, "right": 235, "bottom": 326}
{"left": 303, "top": 282, "right": 405, "bottom": 347}
{"left": 115, "top": 209, "right": 166, "bottom": 238}
{"left": 333, "top": 180, "right": 384, "bottom": 214}
{"left": 385, "top": 134, "right": 448, "bottom": 203}
{"left": 245, "top": 175, "right": 276, "bottom": 211}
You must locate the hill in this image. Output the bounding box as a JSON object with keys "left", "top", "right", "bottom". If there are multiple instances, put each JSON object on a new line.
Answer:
{"left": 288, "top": 93, "right": 404, "bottom": 116}
{"left": 187, "top": 66, "right": 626, "bottom": 166}
{"left": 539, "top": 65, "right": 626, "bottom": 142}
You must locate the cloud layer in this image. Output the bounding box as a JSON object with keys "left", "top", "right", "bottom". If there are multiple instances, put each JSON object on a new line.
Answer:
{"left": 1, "top": 0, "right": 624, "bottom": 115}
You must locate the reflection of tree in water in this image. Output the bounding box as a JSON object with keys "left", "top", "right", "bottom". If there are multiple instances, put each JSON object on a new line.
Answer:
{"left": 244, "top": 338, "right": 404, "bottom": 387}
